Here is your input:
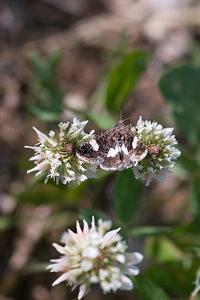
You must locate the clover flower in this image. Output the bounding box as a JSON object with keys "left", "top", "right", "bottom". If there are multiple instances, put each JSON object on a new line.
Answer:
{"left": 25, "top": 118, "right": 97, "bottom": 184}
{"left": 131, "top": 116, "right": 181, "bottom": 186}
{"left": 47, "top": 217, "right": 143, "bottom": 299}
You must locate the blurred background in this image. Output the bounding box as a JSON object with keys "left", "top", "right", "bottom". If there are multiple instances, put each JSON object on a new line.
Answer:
{"left": 1, "top": 0, "right": 200, "bottom": 299}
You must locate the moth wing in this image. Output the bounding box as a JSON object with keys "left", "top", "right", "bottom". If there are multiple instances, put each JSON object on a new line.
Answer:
{"left": 100, "top": 153, "right": 122, "bottom": 170}
{"left": 99, "top": 144, "right": 126, "bottom": 170}
{"left": 130, "top": 137, "right": 148, "bottom": 163}
{"left": 77, "top": 139, "right": 104, "bottom": 164}
{"left": 130, "top": 149, "right": 148, "bottom": 162}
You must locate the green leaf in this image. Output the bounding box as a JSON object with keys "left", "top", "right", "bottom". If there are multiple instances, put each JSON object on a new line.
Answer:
{"left": 79, "top": 209, "right": 109, "bottom": 224}
{"left": 159, "top": 65, "right": 200, "bottom": 145}
{"left": 31, "top": 52, "right": 47, "bottom": 80}
{"left": 28, "top": 104, "right": 61, "bottom": 121}
{"left": 48, "top": 51, "right": 61, "bottom": 70}
{"left": 64, "top": 106, "right": 116, "bottom": 130}
{"left": 130, "top": 223, "right": 195, "bottom": 237}
{"left": 30, "top": 51, "right": 61, "bottom": 82}
{"left": 146, "top": 262, "right": 194, "bottom": 296}
{"left": 114, "top": 168, "right": 140, "bottom": 224}
{"left": 185, "top": 246, "right": 200, "bottom": 256}
{"left": 28, "top": 51, "right": 63, "bottom": 121}
{"left": 130, "top": 226, "right": 174, "bottom": 237}
{"left": 133, "top": 275, "right": 171, "bottom": 300}
{"left": 170, "top": 231, "right": 200, "bottom": 250}
{"left": 175, "top": 145, "right": 199, "bottom": 173}
{"left": 106, "top": 51, "right": 149, "bottom": 112}
{"left": 85, "top": 112, "right": 116, "bottom": 130}
{"left": 146, "top": 237, "right": 187, "bottom": 263}
{"left": 191, "top": 175, "right": 200, "bottom": 230}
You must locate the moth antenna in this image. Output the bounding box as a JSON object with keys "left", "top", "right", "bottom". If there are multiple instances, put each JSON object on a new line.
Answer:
{"left": 121, "top": 116, "right": 134, "bottom": 123}
{"left": 122, "top": 114, "right": 149, "bottom": 124}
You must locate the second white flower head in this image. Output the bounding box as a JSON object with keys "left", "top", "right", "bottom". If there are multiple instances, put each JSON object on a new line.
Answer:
{"left": 25, "top": 118, "right": 97, "bottom": 184}
{"left": 132, "top": 116, "right": 181, "bottom": 186}
{"left": 47, "top": 217, "right": 143, "bottom": 299}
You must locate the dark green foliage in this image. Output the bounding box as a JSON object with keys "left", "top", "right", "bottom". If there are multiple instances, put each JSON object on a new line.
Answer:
{"left": 114, "top": 168, "right": 140, "bottom": 224}
{"left": 28, "top": 52, "right": 63, "bottom": 121}
{"left": 133, "top": 275, "right": 171, "bottom": 300}
{"left": 191, "top": 175, "right": 200, "bottom": 230}
{"left": 106, "top": 51, "right": 149, "bottom": 112}
{"left": 159, "top": 65, "right": 200, "bottom": 146}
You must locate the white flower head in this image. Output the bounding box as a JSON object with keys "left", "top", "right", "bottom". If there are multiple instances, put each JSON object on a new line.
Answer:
{"left": 131, "top": 116, "right": 181, "bottom": 186}
{"left": 47, "top": 217, "right": 143, "bottom": 299}
{"left": 25, "top": 118, "right": 97, "bottom": 184}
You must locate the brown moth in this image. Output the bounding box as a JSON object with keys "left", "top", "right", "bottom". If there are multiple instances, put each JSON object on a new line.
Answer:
{"left": 77, "top": 121, "right": 148, "bottom": 171}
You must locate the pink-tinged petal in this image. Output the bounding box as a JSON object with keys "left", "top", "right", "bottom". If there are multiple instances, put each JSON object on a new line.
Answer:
{"left": 47, "top": 262, "right": 65, "bottom": 273}
{"left": 64, "top": 245, "right": 74, "bottom": 254}
{"left": 35, "top": 170, "right": 44, "bottom": 176}
{"left": 53, "top": 243, "right": 66, "bottom": 255}
{"left": 27, "top": 160, "right": 48, "bottom": 174}
{"left": 120, "top": 275, "right": 133, "bottom": 291}
{"left": 125, "top": 252, "right": 143, "bottom": 265}
{"left": 68, "top": 229, "right": 79, "bottom": 242}
{"left": 47, "top": 258, "right": 64, "bottom": 271}
{"left": 33, "top": 126, "right": 48, "bottom": 141}
{"left": 76, "top": 221, "right": 83, "bottom": 236}
{"left": 24, "top": 145, "right": 40, "bottom": 150}
{"left": 27, "top": 165, "right": 40, "bottom": 174}
{"left": 91, "top": 216, "right": 96, "bottom": 232}
{"left": 78, "top": 284, "right": 87, "bottom": 300}
{"left": 46, "top": 264, "right": 55, "bottom": 272}
{"left": 60, "top": 232, "right": 69, "bottom": 244}
{"left": 49, "top": 259, "right": 61, "bottom": 263}
{"left": 33, "top": 126, "right": 57, "bottom": 146}
{"left": 102, "top": 228, "right": 121, "bottom": 246}
{"left": 29, "top": 154, "right": 43, "bottom": 161}
{"left": 52, "top": 272, "right": 69, "bottom": 286}
{"left": 83, "top": 220, "right": 89, "bottom": 234}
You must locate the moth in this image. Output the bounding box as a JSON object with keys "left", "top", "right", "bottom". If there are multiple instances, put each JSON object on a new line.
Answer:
{"left": 77, "top": 121, "right": 148, "bottom": 171}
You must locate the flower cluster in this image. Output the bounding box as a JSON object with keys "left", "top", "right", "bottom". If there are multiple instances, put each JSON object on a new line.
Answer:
{"left": 25, "top": 118, "right": 97, "bottom": 184}
{"left": 25, "top": 116, "right": 181, "bottom": 186}
{"left": 47, "top": 217, "right": 143, "bottom": 299}
{"left": 131, "top": 116, "right": 181, "bottom": 186}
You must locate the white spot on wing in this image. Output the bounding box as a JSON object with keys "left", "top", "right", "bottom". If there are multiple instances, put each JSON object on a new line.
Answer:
{"left": 132, "top": 136, "right": 139, "bottom": 149}
{"left": 89, "top": 139, "right": 99, "bottom": 151}
{"left": 121, "top": 143, "right": 129, "bottom": 155}
{"left": 107, "top": 145, "right": 119, "bottom": 157}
